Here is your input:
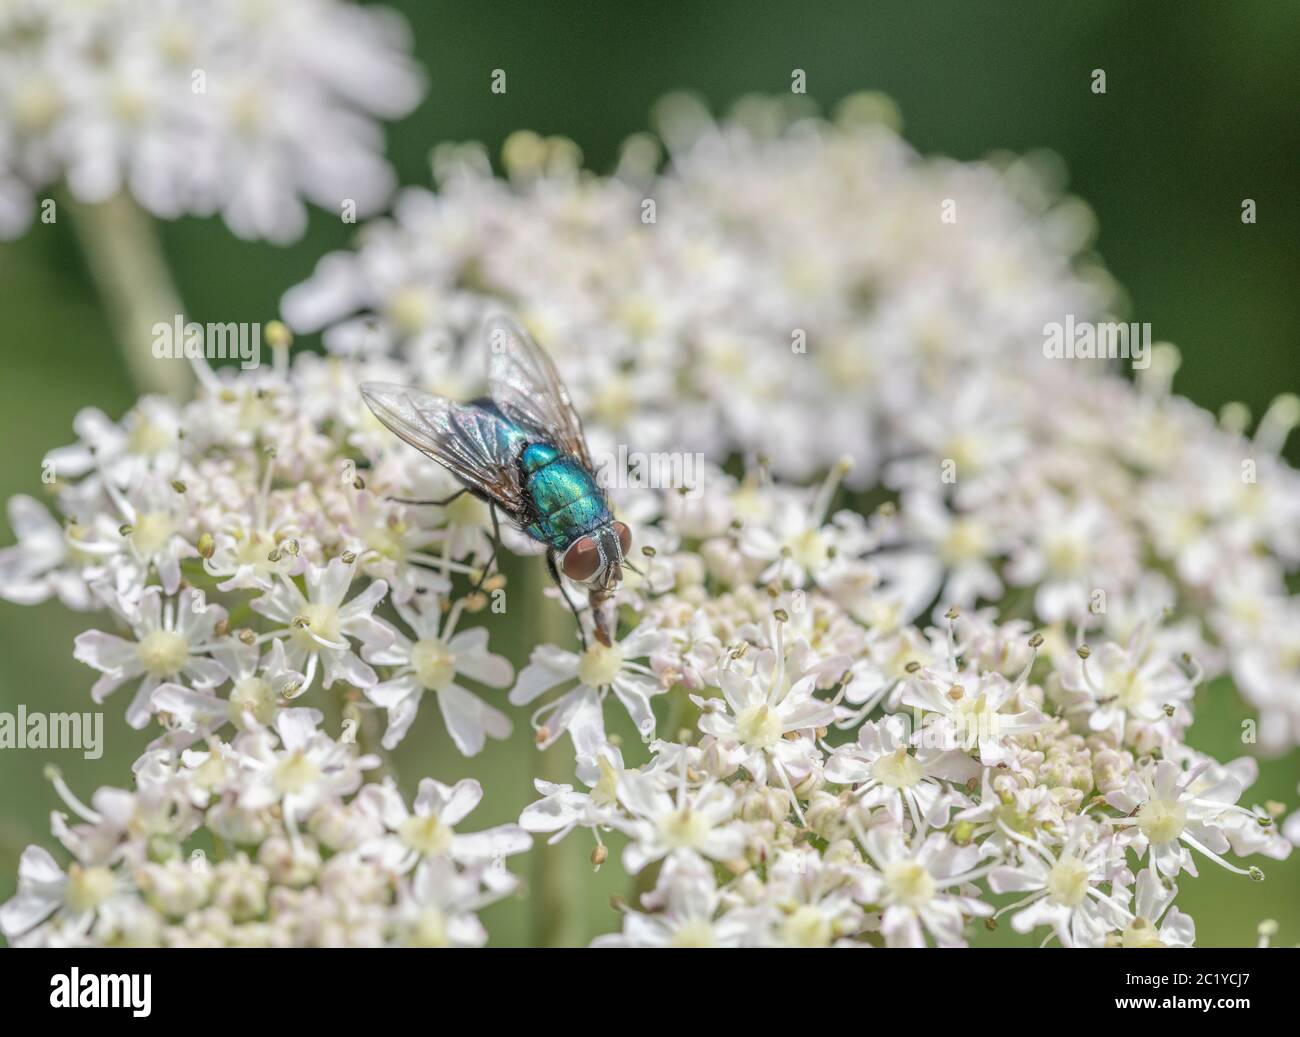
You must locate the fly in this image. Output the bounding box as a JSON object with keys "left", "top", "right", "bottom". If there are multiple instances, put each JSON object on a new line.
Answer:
{"left": 361, "top": 315, "right": 632, "bottom": 648}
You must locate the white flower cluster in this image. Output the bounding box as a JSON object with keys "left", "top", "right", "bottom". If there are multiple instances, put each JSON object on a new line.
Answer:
{"left": 0, "top": 0, "right": 423, "bottom": 241}
{"left": 513, "top": 468, "right": 1291, "bottom": 947}
{"left": 1, "top": 95, "right": 1297, "bottom": 947}
{"left": 0, "top": 339, "right": 535, "bottom": 946}
{"left": 281, "top": 94, "right": 1300, "bottom": 750}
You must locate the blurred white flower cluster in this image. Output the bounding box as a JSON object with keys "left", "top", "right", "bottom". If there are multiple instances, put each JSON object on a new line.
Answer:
{"left": 283, "top": 94, "right": 1300, "bottom": 750}
{"left": 0, "top": 0, "right": 423, "bottom": 241}
{"left": 2, "top": 95, "right": 1298, "bottom": 947}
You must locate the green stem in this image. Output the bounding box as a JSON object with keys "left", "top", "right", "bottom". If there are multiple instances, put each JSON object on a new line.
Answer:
{"left": 65, "top": 191, "right": 192, "bottom": 399}
{"left": 527, "top": 559, "right": 582, "bottom": 948}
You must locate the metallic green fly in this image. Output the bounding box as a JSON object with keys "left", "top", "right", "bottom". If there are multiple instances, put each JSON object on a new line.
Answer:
{"left": 361, "top": 316, "right": 632, "bottom": 648}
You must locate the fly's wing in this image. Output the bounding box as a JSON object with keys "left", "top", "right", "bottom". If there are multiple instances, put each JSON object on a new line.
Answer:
{"left": 485, "top": 315, "right": 594, "bottom": 470}
{"left": 361, "top": 382, "right": 527, "bottom": 515}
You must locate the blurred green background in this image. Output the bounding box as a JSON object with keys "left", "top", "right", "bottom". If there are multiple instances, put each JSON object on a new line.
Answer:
{"left": 1, "top": 0, "right": 1297, "bottom": 946}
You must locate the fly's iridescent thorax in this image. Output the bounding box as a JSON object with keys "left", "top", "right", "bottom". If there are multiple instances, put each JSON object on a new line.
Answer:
{"left": 520, "top": 440, "right": 611, "bottom": 550}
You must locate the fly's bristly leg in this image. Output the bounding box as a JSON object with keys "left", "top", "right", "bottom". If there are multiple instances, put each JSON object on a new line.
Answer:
{"left": 387, "top": 488, "right": 470, "bottom": 507}
{"left": 546, "top": 551, "right": 589, "bottom": 651}
{"left": 470, "top": 503, "right": 502, "bottom": 596}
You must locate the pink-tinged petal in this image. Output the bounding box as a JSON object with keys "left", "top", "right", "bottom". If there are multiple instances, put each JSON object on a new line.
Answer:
{"left": 451, "top": 825, "right": 532, "bottom": 860}
{"left": 568, "top": 695, "right": 609, "bottom": 762}
{"left": 380, "top": 695, "right": 421, "bottom": 750}
{"left": 16, "top": 845, "right": 65, "bottom": 887}
{"left": 718, "top": 668, "right": 759, "bottom": 713}
{"left": 448, "top": 627, "right": 513, "bottom": 687}
{"left": 439, "top": 778, "right": 484, "bottom": 825}
{"left": 275, "top": 708, "right": 324, "bottom": 751}
{"left": 508, "top": 648, "right": 579, "bottom": 706}
{"left": 8, "top": 495, "right": 61, "bottom": 541}
{"left": 880, "top": 905, "right": 926, "bottom": 948}
{"left": 182, "top": 657, "right": 227, "bottom": 689}
{"left": 824, "top": 753, "right": 871, "bottom": 785}
{"left": 1010, "top": 899, "right": 1071, "bottom": 942}
{"left": 367, "top": 673, "right": 422, "bottom": 709}
{"left": 413, "top": 778, "right": 453, "bottom": 818}
{"left": 520, "top": 792, "right": 585, "bottom": 833}
{"left": 152, "top": 683, "right": 225, "bottom": 727}
{"left": 73, "top": 629, "right": 140, "bottom": 675}
{"left": 321, "top": 648, "right": 377, "bottom": 690}
{"left": 988, "top": 865, "right": 1041, "bottom": 895}
{"left": 610, "top": 674, "right": 658, "bottom": 740}
{"left": 438, "top": 683, "right": 511, "bottom": 757}
{"left": 340, "top": 579, "right": 389, "bottom": 621}
{"left": 90, "top": 670, "right": 130, "bottom": 703}
{"left": 618, "top": 623, "right": 665, "bottom": 659}
{"left": 307, "top": 558, "right": 354, "bottom": 608}
{"left": 125, "top": 676, "right": 159, "bottom": 729}
{"left": 0, "top": 848, "right": 64, "bottom": 939}
{"left": 178, "top": 594, "right": 227, "bottom": 640}
{"left": 157, "top": 554, "right": 182, "bottom": 595}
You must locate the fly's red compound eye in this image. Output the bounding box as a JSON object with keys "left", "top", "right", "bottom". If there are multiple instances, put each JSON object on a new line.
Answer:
{"left": 561, "top": 536, "right": 602, "bottom": 582}
{"left": 613, "top": 521, "right": 632, "bottom": 557}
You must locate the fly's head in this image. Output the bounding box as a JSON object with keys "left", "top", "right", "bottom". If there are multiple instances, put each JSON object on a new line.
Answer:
{"left": 560, "top": 520, "right": 632, "bottom": 596}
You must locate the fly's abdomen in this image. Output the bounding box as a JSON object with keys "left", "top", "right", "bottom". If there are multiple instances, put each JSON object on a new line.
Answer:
{"left": 521, "top": 443, "right": 610, "bottom": 549}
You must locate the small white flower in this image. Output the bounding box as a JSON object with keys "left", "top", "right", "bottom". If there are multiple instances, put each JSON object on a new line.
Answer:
{"left": 251, "top": 558, "right": 392, "bottom": 693}
{"left": 825, "top": 715, "right": 978, "bottom": 831}
{"left": 0, "top": 495, "right": 93, "bottom": 608}
{"left": 358, "top": 776, "right": 530, "bottom": 877}
{"left": 1105, "top": 758, "right": 1270, "bottom": 880}
{"left": 509, "top": 623, "right": 666, "bottom": 748}
{"left": 854, "top": 824, "right": 993, "bottom": 948}
{"left": 363, "top": 595, "right": 513, "bottom": 755}
{"left": 614, "top": 769, "right": 746, "bottom": 876}
{"left": 694, "top": 647, "right": 838, "bottom": 790}
{"left": 988, "top": 818, "right": 1127, "bottom": 947}
{"left": 74, "top": 586, "right": 226, "bottom": 728}
{"left": 593, "top": 855, "right": 746, "bottom": 948}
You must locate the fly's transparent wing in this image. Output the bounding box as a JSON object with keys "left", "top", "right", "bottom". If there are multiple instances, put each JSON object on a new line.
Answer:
{"left": 361, "top": 382, "right": 526, "bottom": 514}
{"left": 485, "top": 315, "right": 593, "bottom": 470}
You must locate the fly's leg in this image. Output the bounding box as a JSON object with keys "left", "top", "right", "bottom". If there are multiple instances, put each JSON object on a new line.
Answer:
{"left": 546, "top": 551, "right": 589, "bottom": 652}
{"left": 388, "top": 488, "right": 469, "bottom": 507}
{"left": 469, "top": 503, "right": 502, "bottom": 596}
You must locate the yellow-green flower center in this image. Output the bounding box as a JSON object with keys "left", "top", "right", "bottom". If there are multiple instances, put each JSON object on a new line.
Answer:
{"left": 1121, "top": 917, "right": 1165, "bottom": 948}
{"left": 591, "top": 756, "right": 620, "bottom": 807}
{"left": 136, "top": 630, "right": 189, "bottom": 678}
{"left": 871, "top": 747, "right": 924, "bottom": 789}
{"left": 782, "top": 905, "right": 833, "bottom": 947}
{"left": 787, "top": 528, "right": 829, "bottom": 571}
{"left": 578, "top": 643, "right": 624, "bottom": 687}
{"left": 884, "top": 860, "right": 935, "bottom": 908}
{"left": 399, "top": 814, "right": 454, "bottom": 857}
{"left": 1045, "top": 857, "right": 1092, "bottom": 907}
{"left": 736, "top": 703, "right": 783, "bottom": 750}
{"left": 65, "top": 864, "right": 116, "bottom": 913}
{"left": 669, "top": 918, "right": 716, "bottom": 948}
{"left": 1136, "top": 798, "right": 1187, "bottom": 843}
{"left": 274, "top": 751, "right": 321, "bottom": 795}
{"left": 292, "top": 603, "right": 342, "bottom": 651}
{"left": 658, "top": 808, "right": 709, "bottom": 851}
{"left": 131, "top": 511, "right": 175, "bottom": 556}
{"left": 229, "top": 676, "right": 276, "bottom": 727}
{"left": 410, "top": 639, "right": 456, "bottom": 692}
{"left": 406, "top": 907, "right": 449, "bottom": 947}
